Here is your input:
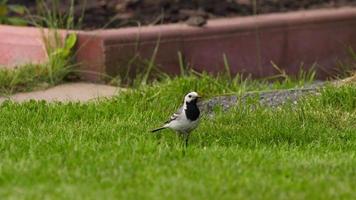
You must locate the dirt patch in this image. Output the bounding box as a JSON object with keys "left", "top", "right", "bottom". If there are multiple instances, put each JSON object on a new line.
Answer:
{"left": 10, "top": 0, "right": 356, "bottom": 29}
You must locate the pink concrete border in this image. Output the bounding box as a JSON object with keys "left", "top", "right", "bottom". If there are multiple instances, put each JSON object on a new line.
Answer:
{"left": 1, "top": 7, "right": 356, "bottom": 80}
{"left": 0, "top": 25, "right": 48, "bottom": 68}
{"left": 0, "top": 25, "right": 68, "bottom": 68}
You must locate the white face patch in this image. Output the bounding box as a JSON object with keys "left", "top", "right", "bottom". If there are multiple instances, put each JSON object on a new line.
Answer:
{"left": 184, "top": 92, "right": 199, "bottom": 103}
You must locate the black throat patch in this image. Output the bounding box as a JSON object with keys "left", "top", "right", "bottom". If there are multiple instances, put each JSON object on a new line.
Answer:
{"left": 185, "top": 99, "right": 200, "bottom": 121}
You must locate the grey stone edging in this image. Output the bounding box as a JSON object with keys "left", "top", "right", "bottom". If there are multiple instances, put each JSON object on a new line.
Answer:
{"left": 199, "top": 81, "right": 327, "bottom": 115}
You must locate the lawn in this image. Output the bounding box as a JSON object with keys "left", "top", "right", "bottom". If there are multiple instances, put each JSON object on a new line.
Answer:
{"left": 0, "top": 75, "right": 355, "bottom": 200}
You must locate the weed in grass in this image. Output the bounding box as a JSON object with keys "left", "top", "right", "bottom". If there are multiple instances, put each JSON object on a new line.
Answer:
{"left": 33, "top": 0, "right": 81, "bottom": 84}
{"left": 335, "top": 47, "right": 356, "bottom": 79}
{"left": 141, "top": 34, "right": 161, "bottom": 86}
{"left": 29, "top": 0, "right": 83, "bottom": 30}
{"left": 318, "top": 84, "right": 356, "bottom": 112}
{"left": 0, "top": 64, "right": 48, "bottom": 95}
{"left": 44, "top": 32, "right": 78, "bottom": 85}
{"left": 178, "top": 51, "right": 187, "bottom": 76}
{"left": 268, "top": 61, "right": 316, "bottom": 87}
{"left": 222, "top": 53, "right": 232, "bottom": 80}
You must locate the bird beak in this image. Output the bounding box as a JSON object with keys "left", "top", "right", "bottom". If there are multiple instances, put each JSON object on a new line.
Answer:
{"left": 197, "top": 95, "right": 202, "bottom": 99}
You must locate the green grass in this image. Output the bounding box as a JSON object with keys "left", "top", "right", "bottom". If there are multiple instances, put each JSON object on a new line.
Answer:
{"left": 0, "top": 62, "right": 72, "bottom": 96}
{"left": 0, "top": 64, "right": 51, "bottom": 95}
{"left": 0, "top": 75, "right": 355, "bottom": 199}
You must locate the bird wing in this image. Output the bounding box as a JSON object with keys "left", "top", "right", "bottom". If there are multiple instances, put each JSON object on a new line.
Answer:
{"left": 165, "top": 106, "right": 184, "bottom": 124}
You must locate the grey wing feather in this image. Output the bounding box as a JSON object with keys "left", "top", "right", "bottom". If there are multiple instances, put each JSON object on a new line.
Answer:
{"left": 165, "top": 106, "right": 184, "bottom": 124}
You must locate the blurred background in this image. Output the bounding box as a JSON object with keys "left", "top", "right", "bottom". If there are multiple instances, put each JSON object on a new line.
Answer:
{"left": 7, "top": 0, "right": 356, "bottom": 29}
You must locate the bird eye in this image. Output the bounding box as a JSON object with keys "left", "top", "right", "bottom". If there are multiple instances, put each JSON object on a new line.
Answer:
{"left": 188, "top": 95, "right": 192, "bottom": 98}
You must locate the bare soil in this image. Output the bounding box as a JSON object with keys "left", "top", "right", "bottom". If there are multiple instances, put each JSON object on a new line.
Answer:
{"left": 9, "top": 0, "right": 356, "bottom": 29}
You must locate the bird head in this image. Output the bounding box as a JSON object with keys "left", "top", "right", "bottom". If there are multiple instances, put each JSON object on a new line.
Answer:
{"left": 184, "top": 92, "right": 201, "bottom": 104}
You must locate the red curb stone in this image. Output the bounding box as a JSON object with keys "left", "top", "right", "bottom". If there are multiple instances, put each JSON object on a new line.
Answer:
{"left": 0, "top": 25, "right": 68, "bottom": 68}
{"left": 0, "top": 26, "right": 47, "bottom": 68}
{"left": 86, "top": 7, "right": 356, "bottom": 80}
{"left": 75, "top": 32, "right": 106, "bottom": 81}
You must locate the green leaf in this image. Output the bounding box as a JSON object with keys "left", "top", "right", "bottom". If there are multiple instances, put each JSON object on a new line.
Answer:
{"left": 50, "top": 48, "right": 64, "bottom": 57}
{"left": 8, "top": 5, "right": 26, "bottom": 15}
{"left": 61, "top": 49, "right": 71, "bottom": 58}
{"left": 0, "top": 5, "right": 8, "bottom": 17}
{"left": 0, "top": 0, "right": 8, "bottom": 5}
{"left": 6, "top": 17, "right": 27, "bottom": 26}
{"left": 50, "top": 48, "right": 70, "bottom": 60}
{"left": 64, "top": 33, "right": 77, "bottom": 50}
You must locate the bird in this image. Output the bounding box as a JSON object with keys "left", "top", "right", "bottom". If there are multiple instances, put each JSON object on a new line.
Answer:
{"left": 151, "top": 92, "right": 202, "bottom": 146}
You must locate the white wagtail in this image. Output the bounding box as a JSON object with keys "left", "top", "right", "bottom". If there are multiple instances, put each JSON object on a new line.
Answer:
{"left": 151, "top": 92, "right": 201, "bottom": 146}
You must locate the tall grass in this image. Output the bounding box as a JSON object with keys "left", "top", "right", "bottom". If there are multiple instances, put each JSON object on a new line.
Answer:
{"left": 0, "top": 64, "right": 48, "bottom": 95}
{"left": 335, "top": 47, "right": 356, "bottom": 79}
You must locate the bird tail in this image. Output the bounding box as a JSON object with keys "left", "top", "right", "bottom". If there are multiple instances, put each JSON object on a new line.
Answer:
{"left": 151, "top": 127, "right": 166, "bottom": 133}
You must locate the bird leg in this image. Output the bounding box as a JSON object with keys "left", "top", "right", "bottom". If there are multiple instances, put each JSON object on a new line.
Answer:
{"left": 176, "top": 131, "right": 190, "bottom": 147}
{"left": 183, "top": 132, "right": 190, "bottom": 148}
